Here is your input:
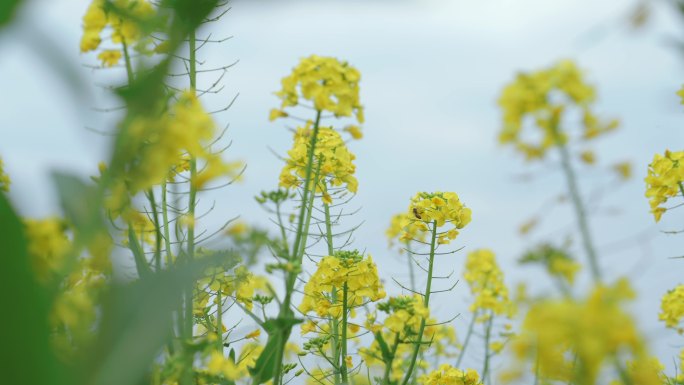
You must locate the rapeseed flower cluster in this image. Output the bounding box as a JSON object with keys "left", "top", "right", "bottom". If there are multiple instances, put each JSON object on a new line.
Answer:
{"left": 205, "top": 343, "right": 263, "bottom": 381}
{"left": 402, "top": 192, "right": 471, "bottom": 244}
{"left": 509, "top": 280, "right": 648, "bottom": 384}
{"left": 279, "top": 125, "right": 357, "bottom": 203}
{"left": 108, "top": 91, "right": 241, "bottom": 215}
{"left": 644, "top": 150, "right": 684, "bottom": 222}
{"left": 24, "top": 218, "right": 110, "bottom": 356}
{"left": 24, "top": 218, "right": 71, "bottom": 283}
{"left": 498, "top": 60, "right": 618, "bottom": 160}
{"left": 519, "top": 244, "right": 581, "bottom": 285}
{"left": 386, "top": 213, "right": 426, "bottom": 249}
{"left": 418, "top": 364, "right": 481, "bottom": 385}
{"left": 80, "top": 0, "right": 155, "bottom": 61}
{"left": 299, "top": 250, "right": 385, "bottom": 318}
{"left": 659, "top": 284, "right": 684, "bottom": 331}
{"left": 463, "top": 249, "right": 515, "bottom": 318}
{"left": 271, "top": 55, "right": 364, "bottom": 125}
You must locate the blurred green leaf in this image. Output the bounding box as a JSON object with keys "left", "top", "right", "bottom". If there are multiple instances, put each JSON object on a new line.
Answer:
{"left": 52, "top": 172, "right": 104, "bottom": 242}
{"left": 0, "top": 192, "right": 64, "bottom": 384}
{"left": 249, "top": 317, "right": 302, "bottom": 384}
{"left": 0, "top": 0, "right": 21, "bottom": 27}
{"left": 83, "top": 268, "right": 186, "bottom": 385}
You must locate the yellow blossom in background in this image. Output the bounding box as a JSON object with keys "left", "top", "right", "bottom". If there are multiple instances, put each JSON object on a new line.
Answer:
{"left": 419, "top": 364, "right": 481, "bottom": 385}
{"left": 109, "top": 90, "right": 240, "bottom": 216}
{"left": 245, "top": 329, "right": 261, "bottom": 339}
{"left": 580, "top": 150, "right": 596, "bottom": 165}
{"left": 677, "top": 84, "right": 684, "bottom": 105}
{"left": 519, "top": 244, "right": 581, "bottom": 285}
{"left": 609, "top": 357, "right": 665, "bottom": 385}
{"left": 299, "top": 250, "right": 385, "bottom": 318}
{"left": 386, "top": 212, "right": 426, "bottom": 249}
{"left": 279, "top": 125, "right": 358, "bottom": 201}
{"left": 25, "top": 218, "right": 71, "bottom": 283}
{"left": 343, "top": 125, "right": 363, "bottom": 139}
{"left": 498, "top": 60, "right": 618, "bottom": 160}
{"left": 659, "top": 284, "right": 684, "bottom": 329}
{"left": 463, "top": 249, "right": 515, "bottom": 318}
{"left": 205, "top": 343, "right": 263, "bottom": 382}
{"left": 97, "top": 49, "right": 122, "bottom": 67}
{"left": 80, "top": 0, "right": 154, "bottom": 54}
{"left": 612, "top": 161, "right": 632, "bottom": 180}
{"left": 645, "top": 149, "right": 684, "bottom": 222}
{"left": 402, "top": 191, "right": 471, "bottom": 244}
{"left": 0, "top": 157, "right": 10, "bottom": 192}
{"left": 273, "top": 55, "right": 364, "bottom": 124}
{"left": 509, "top": 279, "right": 648, "bottom": 384}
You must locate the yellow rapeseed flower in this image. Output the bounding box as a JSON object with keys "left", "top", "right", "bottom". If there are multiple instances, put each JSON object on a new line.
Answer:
{"left": 645, "top": 150, "right": 684, "bottom": 222}
{"left": 659, "top": 284, "right": 684, "bottom": 330}
{"left": 463, "top": 249, "right": 515, "bottom": 318}
{"left": 299, "top": 250, "right": 385, "bottom": 318}
{"left": 280, "top": 124, "right": 358, "bottom": 201}
{"left": 402, "top": 191, "right": 471, "bottom": 244}
{"left": 418, "top": 364, "right": 481, "bottom": 385}
{"left": 509, "top": 279, "right": 647, "bottom": 384}
{"left": 498, "top": 60, "right": 618, "bottom": 161}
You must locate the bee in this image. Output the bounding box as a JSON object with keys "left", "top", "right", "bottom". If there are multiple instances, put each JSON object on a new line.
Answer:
{"left": 412, "top": 208, "right": 422, "bottom": 219}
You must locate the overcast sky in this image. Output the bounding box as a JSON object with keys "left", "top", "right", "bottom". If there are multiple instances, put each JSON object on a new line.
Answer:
{"left": 3, "top": 0, "right": 684, "bottom": 374}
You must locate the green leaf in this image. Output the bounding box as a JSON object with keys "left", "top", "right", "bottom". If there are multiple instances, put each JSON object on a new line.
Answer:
{"left": 83, "top": 268, "right": 185, "bottom": 385}
{"left": 0, "top": 193, "right": 65, "bottom": 384}
{"left": 0, "top": 0, "right": 21, "bottom": 27}
{"left": 52, "top": 172, "right": 104, "bottom": 243}
{"left": 374, "top": 332, "right": 392, "bottom": 363}
{"left": 128, "top": 226, "right": 152, "bottom": 279}
{"left": 248, "top": 316, "right": 303, "bottom": 384}
{"left": 248, "top": 333, "right": 282, "bottom": 384}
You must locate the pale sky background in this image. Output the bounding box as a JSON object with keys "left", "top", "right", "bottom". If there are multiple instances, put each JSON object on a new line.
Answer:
{"left": 2, "top": 0, "right": 684, "bottom": 378}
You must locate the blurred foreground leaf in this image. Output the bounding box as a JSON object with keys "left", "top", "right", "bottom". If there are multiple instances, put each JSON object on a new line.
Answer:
{"left": 0, "top": 0, "right": 22, "bottom": 27}
{"left": 0, "top": 193, "right": 64, "bottom": 384}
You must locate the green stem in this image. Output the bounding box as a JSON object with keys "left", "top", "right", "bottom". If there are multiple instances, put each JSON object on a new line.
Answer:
{"left": 161, "top": 181, "right": 174, "bottom": 266}
{"left": 121, "top": 41, "right": 134, "bottom": 84}
{"left": 324, "top": 199, "right": 342, "bottom": 385}
{"left": 216, "top": 291, "right": 223, "bottom": 351}
{"left": 553, "top": 126, "right": 602, "bottom": 283}
{"left": 271, "top": 110, "right": 322, "bottom": 385}
{"left": 455, "top": 309, "right": 478, "bottom": 368}
{"left": 382, "top": 336, "right": 401, "bottom": 385}
{"left": 290, "top": 110, "right": 322, "bottom": 260}
{"left": 481, "top": 312, "right": 493, "bottom": 381}
{"left": 145, "top": 189, "right": 163, "bottom": 271}
{"left": 678, "top": 182, "right": 684, "bottom": 199}
{"left": 401, "top": 220, "right": 438, "bottom": 385}
{"left": 340, "top": 282, "right": 349, "bottom": 385}
{"left": 180, "top": 29, "right": 198, "bottom": 385}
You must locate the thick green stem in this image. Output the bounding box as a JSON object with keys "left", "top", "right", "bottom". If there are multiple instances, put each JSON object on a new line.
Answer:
{"left": 180, "top": 29, "right": 198, "bottom": 385}
{"left": 324, "top": 200, "right": 342, "bottom": 385}
{"left": 161, "top": 181, "right": 174, "bottom": 266}
{"left": 121, "top": 41, "right": 134, "bottom": 84}
{"left": 553, "top": 127, "right": 602, "bottom": 283}
{"left": 145, "top": 189, "right": 163, "bottom": 271}
{"left": 455, "top": 309, "right": 478, "bottom": 368}
{"left": 382, "top": 336, "right": 401, "bottom": 385}
{"left": 481, "top": 312, "right": 494, "bottom": 382}
{"left": 290, "top": 111, "right": 322, "bottom": 260}
{"left": 271, "top": 110, "right": 322, "bottom": 385}
{"left": 340, "top": 282, "right": 349, "bottom": 385}
{"left": 401, "top": 220, "right": 438, "bottom": 385}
